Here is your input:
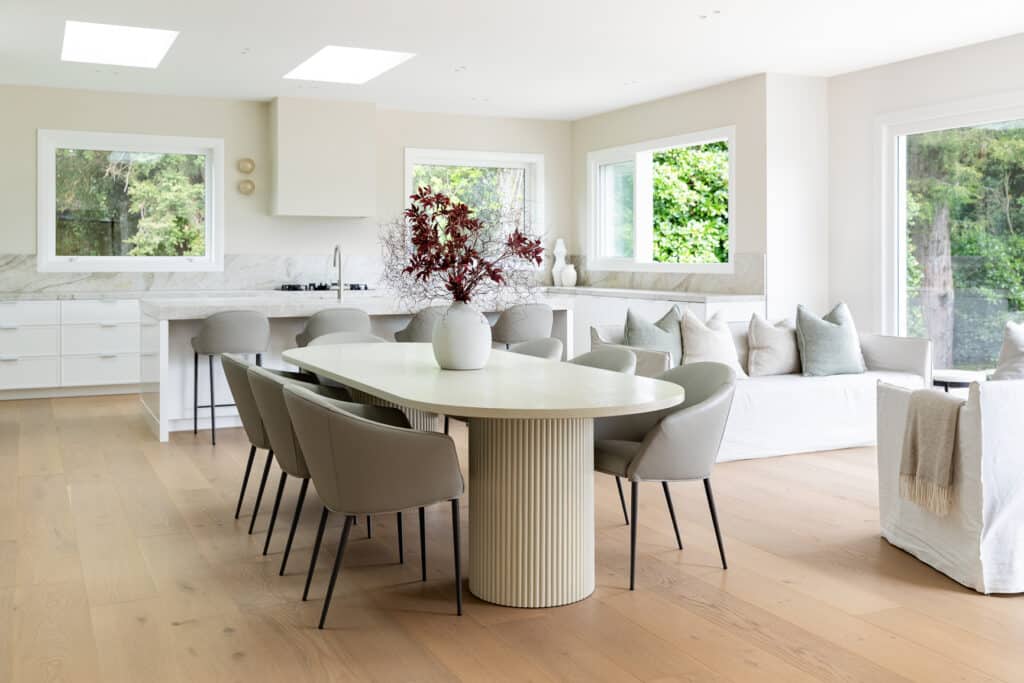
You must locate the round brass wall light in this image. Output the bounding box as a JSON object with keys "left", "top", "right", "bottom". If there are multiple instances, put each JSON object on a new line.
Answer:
{"left": 237, "top": 158, "right": 256, "bottom": 174}
{"left": 237, "top": 179, "right": 256, "bottom": 195}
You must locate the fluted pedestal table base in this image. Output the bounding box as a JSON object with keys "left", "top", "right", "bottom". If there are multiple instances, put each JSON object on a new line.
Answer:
{"left": 468, "top": 417, "right": 595, "bottom": 607}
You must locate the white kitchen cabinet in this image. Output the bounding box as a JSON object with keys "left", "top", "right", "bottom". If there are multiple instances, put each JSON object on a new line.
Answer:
{"left": 0, "top": 300, "right": 61, "bottom": 389}
{"left": 270, "top": 97, "right": 376, "bottom": 217}
{"left": 62, "top": 353, "right": 139, "bottom": 387}
{"left": 0, "top": 356, "right": 60, "bottom": 389}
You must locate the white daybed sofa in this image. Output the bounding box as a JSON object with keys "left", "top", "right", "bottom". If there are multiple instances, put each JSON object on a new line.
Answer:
{"left": 877, "top": 381, "right": 1024, "bottom": 593}
{"left": 591, "top": 322, "right": 932, "bottom": 462}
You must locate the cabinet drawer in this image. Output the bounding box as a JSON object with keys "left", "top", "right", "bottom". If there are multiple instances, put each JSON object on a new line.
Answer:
{"left": 62, "top": 353, "right": 140, "bottom": 387}
{"left": 0, "top": 300, "right": 60, "bottom": 326}
{"left": 0, "top": 356, "right": 60, "bottom": 390}
{"left": 61, "top": 299, "right": 139, "bottom": 325}
{"left": 62, "top": 324, "right": 139, "bottom": 356}
{"left": 0, "top": 326, "right": 60, "bottom": 356}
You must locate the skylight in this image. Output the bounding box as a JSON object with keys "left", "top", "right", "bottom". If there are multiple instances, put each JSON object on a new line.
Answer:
{"left": 283, "top": 46, "right": 415, "bottom": 85}
{"left": 61, "top": 20, "right": 179, "bottom": 69}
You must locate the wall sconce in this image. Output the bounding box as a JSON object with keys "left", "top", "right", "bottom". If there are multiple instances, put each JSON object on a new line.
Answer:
{"left": 237, "top": 158, "right": 256, "bottom": 174}
{"left": 237, "top": 179, "right": 256, "bottom": 195}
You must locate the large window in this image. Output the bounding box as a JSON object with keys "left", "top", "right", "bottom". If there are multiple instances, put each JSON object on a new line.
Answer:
{"left": 404, "top": 148, "right": 544, "bottom": 235}
{"left": 38, "top": 130, "right": 224, "bottom": 272}
{"left": 588, "top": 127, "right": 734, "bottom": 273}
{"left": 896, "top": 118, "right": 1024, "bottom": 369}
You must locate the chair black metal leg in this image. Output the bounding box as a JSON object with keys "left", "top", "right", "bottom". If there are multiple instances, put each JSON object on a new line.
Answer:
{"left": 444, "top": 416, "right": 450, "bottom": 434}
{"left": 629, "top": 481, "right": 639, "bottom": 590}
{"left": 319, "top": 515, "right": 354, "bottom": 629}
{"left": 234, "top": 445, "right": 257, "bottom": 519}
{"left": 615, "top": 477, "right": 630, "bottom": 525}
{"left": 451, "top": 499, "right": 462, "bottom": 616}
{"left": 418, "top": 506, "right": 427, "bottom": 581}
{"left": 279, "top": 477, "right": 309, "bottom": 576}
{"left": 262, "top": 472, "right": 287, "bottom": 555}
{"left": 303, "top": 507, "right": 329, "bottom": 601}
{"left": 255, "top": 352, "right": 262, "bottom": 367}
{"left": 193, "top": 352, "right": 199, "bottom": 435}
{"left": 366, "top": 515, "right": 371, "bottom": 539}
{"left": 662, "top": 481, "right": 683, "bottom": 550}
{"left": 208, "top": 354, "right": 216, "bottom": 445}
{"left": 248, "top": 450, "right": 274, "bottom": 534}
{"left": 704, "top": 478, "right": 727, "bottom": 570}
{"left": 397, "top": 511, "right": 404, "bottom": 564}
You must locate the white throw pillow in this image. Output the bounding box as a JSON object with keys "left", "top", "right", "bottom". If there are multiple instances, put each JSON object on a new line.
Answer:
{"left": 991, "top": 321, "right": 1024, "bottom": 380}
{"left": 681, "top": 310, "right": 747, "bottom": 377}
{"left": 747, "top": 314, "right": 800, "bottom": 376}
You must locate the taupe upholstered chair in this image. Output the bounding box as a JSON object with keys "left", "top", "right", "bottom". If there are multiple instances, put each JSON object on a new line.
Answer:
{"left": 569, "top": 347, "right": 637, "bottom": 523}
{"left": 394, "top": 306, "right": 447, "bottom": 342}
{"left": 248, "top": 366, "right": 356, "bottom": 574}
{"left": 192, "top": 310, "right": 270, "bottom": 445}
{"left": 284, "top": 384, "right": 465, "bottom": 628}
{"left": 222, "top": 354, "right": 306, "bottom": 530}
{"left": 491, "top": 303, "right": 553, "bottom": 347}
{"left": 569, "top": 347, "right": 637, "bottom": 375}
{"left": 594, "top": 362, "right": 736, "bottom": 590}
{"left": 296, "top": 308, "right": 372, "bottom": 347}
{"left": 508, "top": 337, "right": 564, "bottom": 360}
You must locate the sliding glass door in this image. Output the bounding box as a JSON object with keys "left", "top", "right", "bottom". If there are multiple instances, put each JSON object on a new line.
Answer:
{"left": 900, "top": 119, "right": 1024, "bottom": 369}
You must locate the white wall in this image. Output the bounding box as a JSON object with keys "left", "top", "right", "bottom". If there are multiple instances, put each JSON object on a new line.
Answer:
{"left": 829, "top": 33, "right": 1024, "bottom": 332}
{"left": 0, "top": 85, "right": 571, "bottom": 264}
{"left": 765, "top": 74, "right": 830, "bottom": 319}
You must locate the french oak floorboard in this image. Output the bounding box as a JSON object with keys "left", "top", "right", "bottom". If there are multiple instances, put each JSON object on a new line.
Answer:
{"left": 0, "top": 393, "right": 1021, "bottom": 682}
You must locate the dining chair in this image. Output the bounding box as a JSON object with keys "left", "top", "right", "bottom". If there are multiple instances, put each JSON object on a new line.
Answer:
{"left": 192, "top": 310, "right": 270, "bottom": 445}
{"left": 508, "top": 337, "right": 564, "bottom": 360}
{"left": 222, "top": 353, "right": 305, "bottom": 531}
{"left": 394, "top": 306, "right": 447, "bottom": 342}
{"left": 569, "top": 347, "right": 637, "bottom": 523}
{"left": 594, "top": 362, "right": 736, "bottom": 589}
{"left": 296, "top": 308, "right": 372, "bottom": 347}
{"left": 283, "top": 384, "right": 465, "bottom": 628}
{"left": 491, "top": 303, "right": 553, "bottom": 347}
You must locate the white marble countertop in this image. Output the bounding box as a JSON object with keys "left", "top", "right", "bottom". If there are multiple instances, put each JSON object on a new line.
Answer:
{"left": 545, "top": 286, "right": 764, "bottom": 303}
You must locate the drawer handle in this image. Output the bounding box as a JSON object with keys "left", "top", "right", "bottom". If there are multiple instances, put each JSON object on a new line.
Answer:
{"left": 99, "top": 353, "right": 119, "bottom": 359}
{"left": 100, "top": 322, "right": 118, "bottom": 328}
{"left": 0, "top": 355, "right": 19, "bottom": 362}
{"left": 0, "top": 324, "right": 17, "bottom": 330}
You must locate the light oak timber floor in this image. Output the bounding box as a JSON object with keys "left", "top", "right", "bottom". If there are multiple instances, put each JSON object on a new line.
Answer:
{"left": 0, "top": 394, "right": 1021, "bottom": 682}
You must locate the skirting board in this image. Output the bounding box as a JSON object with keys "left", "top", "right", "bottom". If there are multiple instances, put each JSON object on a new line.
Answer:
{"left": 0, "top": 384, "right": 141, "bottom": 401}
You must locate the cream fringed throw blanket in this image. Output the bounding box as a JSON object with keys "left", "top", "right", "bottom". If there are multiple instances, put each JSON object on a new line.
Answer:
{"left": 900, "top": 389, "right": 965, "bottom": 516}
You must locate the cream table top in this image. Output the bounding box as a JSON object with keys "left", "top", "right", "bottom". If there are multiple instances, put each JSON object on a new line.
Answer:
{"left": 282, "top": 342, "right": 684, "bottom": 419}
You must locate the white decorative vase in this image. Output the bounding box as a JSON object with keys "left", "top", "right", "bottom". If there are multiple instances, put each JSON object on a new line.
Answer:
{"left": 551, "top": 238, "right": 568, "bottom": 286}
{"left": 561, "top": 263, "right": 578, "bottom": 287}
{"left": 433, "top": 301, "right": 492, "bottom": 370}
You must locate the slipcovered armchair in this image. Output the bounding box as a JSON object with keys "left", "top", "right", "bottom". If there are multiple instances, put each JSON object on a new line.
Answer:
{"left": 595, "top": 362, "right": 736, "bottom": 589}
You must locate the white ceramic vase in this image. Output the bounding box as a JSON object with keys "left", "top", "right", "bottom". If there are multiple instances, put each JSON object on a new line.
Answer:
{"left": 432, "top": 301, "right": 492, "bottom": 370}
{"left": 561, "top": 263, "right": 578, "bottom": 287}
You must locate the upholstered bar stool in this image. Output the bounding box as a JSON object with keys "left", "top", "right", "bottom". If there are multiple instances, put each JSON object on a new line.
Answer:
{"left": 192, "top": 310, "right": 270, "bottom": 445}
{"left": 296, "top": 308, "right": 372, "bottom": 347}
{"left": 394, "top": 306, "right": 447, "bottom": 342}
{"left": 490, "top": 303, "right": 553, "bottom": 348}
{"left": 283, "top": 384, "right": 465, "bottom": 628}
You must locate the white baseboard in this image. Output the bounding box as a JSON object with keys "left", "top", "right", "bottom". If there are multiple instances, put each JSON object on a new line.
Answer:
{"left": 0, "top": 384, "right": 141, "bottom": 401}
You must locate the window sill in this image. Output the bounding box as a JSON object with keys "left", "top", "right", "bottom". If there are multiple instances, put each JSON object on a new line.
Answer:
{"left": 586, "top": 259, "right": 734, "bottom": 275}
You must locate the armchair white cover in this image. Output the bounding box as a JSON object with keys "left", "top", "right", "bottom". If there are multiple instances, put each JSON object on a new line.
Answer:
{"left": 877, "top": 381, "right": 1024, "bottom": 593}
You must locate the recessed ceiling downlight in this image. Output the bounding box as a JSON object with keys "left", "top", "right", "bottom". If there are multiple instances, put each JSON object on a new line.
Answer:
{"left": 283, "top": 45, "right": 415, "bottom": 85}
{"left": 61, "top": 20, "right": 179, "bottom": 68}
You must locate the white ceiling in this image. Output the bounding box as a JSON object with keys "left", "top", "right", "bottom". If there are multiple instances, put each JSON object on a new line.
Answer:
{"left": 2, "top": 0, "right": 1023, "bottom": 120}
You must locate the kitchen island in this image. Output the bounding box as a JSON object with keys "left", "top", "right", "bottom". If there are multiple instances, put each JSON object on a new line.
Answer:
{"left": 139, "top": 292, "right": 575, "bottom": 441}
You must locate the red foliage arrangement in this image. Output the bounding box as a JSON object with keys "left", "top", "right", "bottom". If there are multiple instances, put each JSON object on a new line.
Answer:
{"left": 402, "top": 187, "right": 543, "bottom": 303}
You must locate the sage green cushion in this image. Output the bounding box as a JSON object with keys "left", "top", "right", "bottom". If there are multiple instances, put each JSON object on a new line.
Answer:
{"left": 624, "top": 306, "right": 682, "bottom": 365}
{"left": 795, "top": 302, "right": 865, "bottom": 376}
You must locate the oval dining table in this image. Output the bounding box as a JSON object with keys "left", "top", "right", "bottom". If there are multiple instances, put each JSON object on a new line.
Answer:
{"left": 282, "top": 342, "right": 685, "bottom": 608}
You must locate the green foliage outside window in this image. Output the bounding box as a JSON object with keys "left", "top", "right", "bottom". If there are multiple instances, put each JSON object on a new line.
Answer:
{"left": 651, "top": 141, "right": 729, "bottom": 264}
{"left": 410, "top": 164, "right": 526, "bottom": 236}
{"left": 55, "top": 149, "right": 206, "bottom": 258}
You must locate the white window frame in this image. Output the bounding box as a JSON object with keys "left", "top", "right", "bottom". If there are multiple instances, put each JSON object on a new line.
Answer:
{"left": 37, "top": 129, "right": 225, "bottom": 272}
{"left": 586, "top": 126, "right": 736, "bottom": 274}
{"left": 877, "top": 92, "right": 1024, "bottom": 335}
{"left": 404, "top": 148, "right": 545, "bottom": 236}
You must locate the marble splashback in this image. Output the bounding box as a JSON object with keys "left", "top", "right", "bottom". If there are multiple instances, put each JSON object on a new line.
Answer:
{"left": 564, "top": 252, "right": 765, "bottom": 295}
{"left": 0, "top": 253, "right": 385, "bottom": 294}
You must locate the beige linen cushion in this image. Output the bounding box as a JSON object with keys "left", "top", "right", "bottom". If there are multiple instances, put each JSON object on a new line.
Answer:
{"left": 747, "top": 314, "right": 800, "bottom": 376}
{"left": 681, "top": 309, "right": 747, "bottom": 377}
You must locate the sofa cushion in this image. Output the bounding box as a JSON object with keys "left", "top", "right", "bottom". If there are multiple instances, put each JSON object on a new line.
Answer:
{"left": 796, "top": 302, "right": 866, "bottom": 376}
{"left": 681, "top": 310, "right": 747, "bottom": 377}
{"left": 991, "top": 320, "right": 1024, "bottom": 380}
{"left": 625, "top": 306, "right": 682, "bottom": 365}
{"left": 748, "top": 314, "right": 800, "bottom": 376}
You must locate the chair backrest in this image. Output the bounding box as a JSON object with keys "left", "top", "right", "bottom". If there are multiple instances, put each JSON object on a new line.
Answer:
{"left": 283, "top": 384, "right": 464, "bottom": 515}
{"left": 395, "top": 306, "right": 447, "bottom": 342}
{"left": 569, "top": 347, "right": 636, "bottom": 374}
{"left": 247, "top": 366, "right": 322, "bottom": 478}
{"left": 509, "top": 337, "right": 563, "bottom": 360}
{"left": 491, "top": 303, "right": 553, "bottom": 344}
{"left": 221, "top": 353, "right": 270, "bottom": 450}
{"left": 192, "top": 310, "right": 270, "bottom": 355}
{"left": 630, "top": 362, "right": 737, "bottom": 481}
{"left": 296, "top": 308, "right": 372, "bottom": 347}
{"left": 307, "top": 331, "right": 387, "bottom": 347}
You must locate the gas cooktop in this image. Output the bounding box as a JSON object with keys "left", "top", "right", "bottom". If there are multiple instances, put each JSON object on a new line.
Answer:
{"left": 279, "top": 283, "right": 370, "bottom": 291}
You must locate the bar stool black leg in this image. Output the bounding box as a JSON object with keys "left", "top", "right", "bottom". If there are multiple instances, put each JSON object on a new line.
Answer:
{"left": 451, "top": 499, "right": 462, "bottom": 616}
{"left": 303, "top": 507, "right": 329, "bottom": 601}
{"left": 418, "top": 506, "right": 427, "bottom": 581}
{"left": 263, "top": 472, "right": 287, "bottom": 555}
{"left": 319, "top": 515, "right": 354, "bottom": 629}
{"left": 208, "top": 354, "right": 216, "bottom": 445}
{"left": 193, "top": 352, "right": 199, "bottom": 435}
{"left": 397, "top": 511, "right": 404, "bottom": 564}
{"left": 248, "top": 450, "right": 273, "bottom": 534}
{"left": 279, "top": 477, "right": 309, "bottom": 575}
{"left": 255, "top": 352, "right": 262, "bottom": 367}
{"left": 234, "top": 445, "right": 257, "bottom": 519}
{"left": 366, "top": 515, "right": 371, "bottom": 538}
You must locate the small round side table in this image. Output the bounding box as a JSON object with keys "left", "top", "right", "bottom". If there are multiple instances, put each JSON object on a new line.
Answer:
{"left": 932, "top": 368, "right": 989, "bottom": 392}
